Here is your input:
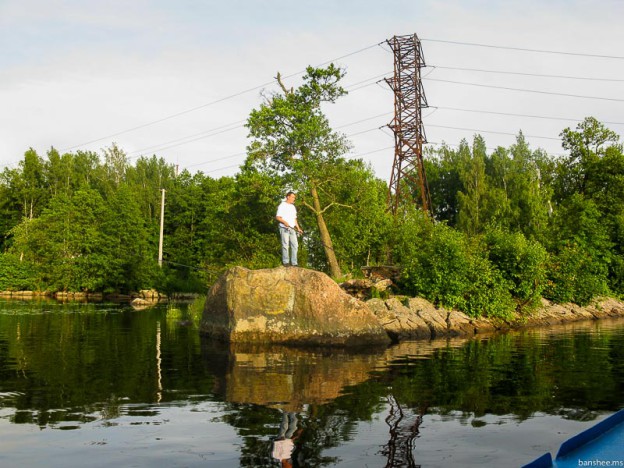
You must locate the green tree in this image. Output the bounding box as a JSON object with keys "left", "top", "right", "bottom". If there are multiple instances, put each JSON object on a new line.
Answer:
{"left": 126, "top": 155, "right": 176, "bottom": 222}
{"left": 456, "top": 136, "right": 491, "bottom": 235}
{"left": 246, "top": 65, "right": 351, "bottom": 277}
{"left": 102, "top": 143, "right": 129, "bottom": 190}
{"left": 164, "top": 169, "right": 209, "bottom": 271}
{"left": 0, "top": 169, "right": 21, "bottom": 251}
{"left": 0, "top": 253, "right": 37, "bottom": 290}
{"left": 169, "top": 165, "right": 284, "bottom": 275}
{"left": 484, "top": 134, "right": 553, "bottom": 240}
{"left": 103, "top": 184, "right": 155, "bottom": 292}
{"left": 557, "top": 117, "right": 620, "bottom": 199}
{"left": 70, "top": 150, "right": 102, "bottom": 191}
{"left": 14, "top": 148, "right": 47, "bottom": 220}
{"left": 304, "top": 158, "right": 392, "bottom": 273}
{"left": 485, "top": 229, "right": 549, "bottom": 310}
{"left": 227, "top": 163, "right": 286, "bottom": 268}
{"left": 545, "top": 194, "right": 611, "bottom": 304}
{"left": 44, "top": 147, "right": 73, "bottom": 197}
{"left": 192, "top": 175, "right": 238, "bottom": 272}
{"left": 423, "top": 144, "right": 462, "bottom": 225}
{"left": 394, "top": 217, "right": 514, "bottom": 319}
{"left": 9, "top": 189, "right": 111, "bottom": 291}
{"left": 554, "top": 117, "right": 624, "bottom": 296}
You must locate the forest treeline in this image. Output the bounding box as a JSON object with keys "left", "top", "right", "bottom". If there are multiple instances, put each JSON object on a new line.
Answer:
{"left": 1, "top": 66, "right": 623, "bottom": 319}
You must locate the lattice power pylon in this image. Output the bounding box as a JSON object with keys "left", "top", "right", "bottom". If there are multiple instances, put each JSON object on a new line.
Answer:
{"left": 385, "top": 33, "right": 432, "bottom": 217}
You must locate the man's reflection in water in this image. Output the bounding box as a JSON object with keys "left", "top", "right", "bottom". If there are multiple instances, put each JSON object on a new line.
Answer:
{"left": 272, "top": 412, "right": 302, "bottom": 467}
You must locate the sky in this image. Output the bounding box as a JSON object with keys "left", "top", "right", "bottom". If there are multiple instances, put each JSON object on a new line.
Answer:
{"left": 2, "top": 0, "right": 624, "bottom": 183}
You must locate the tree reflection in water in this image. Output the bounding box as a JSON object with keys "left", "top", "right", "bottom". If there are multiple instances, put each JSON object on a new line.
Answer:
{"left": 205, "top": 320, "right": 624, "bottom": 467}
{"left": 1, "top": 302, "right": 624, "bottom": 467}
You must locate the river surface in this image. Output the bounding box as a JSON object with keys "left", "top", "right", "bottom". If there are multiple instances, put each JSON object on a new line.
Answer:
{"left": 0, "top": 299, "right": 623, "bottom": 467}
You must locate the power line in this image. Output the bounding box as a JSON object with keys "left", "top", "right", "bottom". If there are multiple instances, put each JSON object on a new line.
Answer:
{"left": 429, "top": 65, "right": 624, "bottom": 82}
{"left": 60, "top": 82, "right": 275, "bottom": 152}
{"left": 186, "top": 119, "right": 565, "bottom": 175}
{"left": 14, "top": 36, "right": 624, "bottom": 176}
{"left": 180, "top": 123, "right": 390, "bottom": 172}
{"left": 315, "top": 42, "right": 383, "bottom": 67}
{"left": 347, "top": 145, "right": 393, "bottom": 159}
{"left": 342, "top": 73, "right": 391, "bottom": 92}
{"left": 426, "top": 123, "right": 561, "bottom": 140}
{"left": 185, "top": 151, "right": 246, "bottom": 169}
{"left": 425, "top": 77, "right": 624, "bottom": 102}
{"left": 204, "top": 162, "right": 245, "bottom": 175}
{"left": 335, "top": 111, "right": 391, "bottom": 129}
{"left": 421, "top": 38, "right": 624, "bottom": 60}
{"left": 104, "top": 102, "right": 558, "bottom": 162}
{"left": 127, "top": 72, "right": 392, "bottom": 157}
{"left": 60, "top": 42, "right": 383, "bottom": 152}
{"left": 433, "top": 106, "right": 624, "bottom": 126}
{"left": 128, "top": 121, "right": 245, "bottom": 156}
{"left": 58, "top": 37, "right": 624, "bottom": 157}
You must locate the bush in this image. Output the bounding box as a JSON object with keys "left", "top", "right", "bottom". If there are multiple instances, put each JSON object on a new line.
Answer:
{"left": 156, "top": 266, "right": 206, "bottom": 295}
{"left": 395, "top": 222, "right": 514, "bottom": 319}
{"left": 544, "top": 243, "right": 609, "bottom": 305}
{"left": 609, "top": 254, "right": 624, "bottom": 298}
{"left": 485, "top": 230, "right": 549, "bottom": 310}
{"left": 0, "top": 253, "right": 38, "bottom": 291}
{"left": 188, "top": 295, "right": 206, "bottom": 326}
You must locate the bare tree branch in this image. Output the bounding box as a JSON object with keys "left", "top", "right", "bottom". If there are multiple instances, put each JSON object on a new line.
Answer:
{"left": 301, "top": 200, "right": 316, "bottom": 213}
{"left": 320, "top": 201, "right": 353, "bottom": 214}
{"left": 276, "top": 72, "right": 293, "bottom": 95}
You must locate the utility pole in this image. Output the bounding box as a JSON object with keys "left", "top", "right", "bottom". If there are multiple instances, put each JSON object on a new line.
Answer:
{"left": 385, "top": 33, "right": 432, "bottom": 218}
{"left": 158, "top": 188, "right": 165, "bottom": 268}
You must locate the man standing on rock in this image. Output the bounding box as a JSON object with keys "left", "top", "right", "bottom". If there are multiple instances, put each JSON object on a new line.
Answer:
{"left": 276, "top": 192, "right": 304, "bottom": 267}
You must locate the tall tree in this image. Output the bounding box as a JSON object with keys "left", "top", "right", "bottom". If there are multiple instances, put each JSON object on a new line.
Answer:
{"left": 424, "top": 145, "right": 462, "bottom": 225}
{"left": 126, "top": 155, "right": 176, "bottom": 222}
{"left": 102, "top": 143, "right": 128, "bottom": 190}
{"left": 305, "top": 158, "right": 392, "bottom": 272}
{"left": 457, "top": 137, "right": 489, "bottom": 236}
{"left": 557, "top": 116, "right": 620, "bottom": 199}
{"left": 486, "top": 133, "right": 552, "bottom": 240}
{"left": 103, "top": 184, "right": 155, "bottom": 291}
{"left": 16, "top": 148, "right": 47, "bottom": 220}
{"left": 556, "top": 117, "right": 624, "bottom": 294}
{"left": 9, "top": 189, "right": 110, "bottom": 291}
{"left": 246, "top": 65, "right": 351, "bottom": 277}
{"left": 0, "top": 168, "right": 22, "bottom": 251}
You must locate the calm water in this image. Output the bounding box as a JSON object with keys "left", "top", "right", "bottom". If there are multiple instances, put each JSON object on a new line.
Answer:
{"left": 0, "top": 299, "right": 623, "bottom": 467}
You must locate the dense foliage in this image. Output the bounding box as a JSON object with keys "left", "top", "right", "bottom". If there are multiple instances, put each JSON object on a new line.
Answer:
{"left": 1, "top": 63, "right": 623, "bottom": 319}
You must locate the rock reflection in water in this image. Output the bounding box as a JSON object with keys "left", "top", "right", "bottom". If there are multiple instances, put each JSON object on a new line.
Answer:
{"left": 201, "top": 336, "right": 485, "bottom": 467}
{"left": 203, "top": 341, "right": 385, "bottom": 411}
{"left": 202, "top": 340, "right": 395, "bottom": 466}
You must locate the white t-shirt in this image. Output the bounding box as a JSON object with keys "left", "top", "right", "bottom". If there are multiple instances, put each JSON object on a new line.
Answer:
{"left": 276, "top": 201, "right": 297, "bottom": 227}
{"left": 272, "top": 438, "right": 295, "bottom": 460}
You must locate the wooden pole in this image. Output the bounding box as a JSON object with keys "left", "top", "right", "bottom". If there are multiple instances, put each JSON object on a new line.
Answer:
{"left": 158, "top": 188, "right": 165, "bottom": 267}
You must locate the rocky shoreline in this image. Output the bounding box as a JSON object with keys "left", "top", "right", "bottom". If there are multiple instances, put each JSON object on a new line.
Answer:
{"left": 0, "top": 289, "right": 183, "bottom": 307}
{"left": 5, "top": 267, "right": 621, "bottom": 345}
{"left": 200, "top": 266, "right": 624, "bottom": 346}
{"left": 367, "top": 295, "right": 624, "bottom": 341}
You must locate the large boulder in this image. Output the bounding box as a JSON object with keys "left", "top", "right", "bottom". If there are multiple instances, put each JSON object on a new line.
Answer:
{"left": 201, "top": 266, "right": 391, "bottom": 347}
